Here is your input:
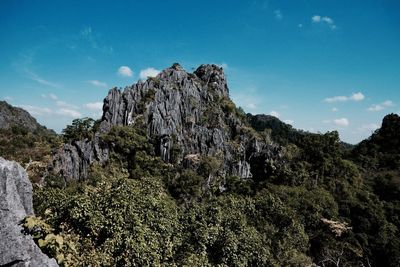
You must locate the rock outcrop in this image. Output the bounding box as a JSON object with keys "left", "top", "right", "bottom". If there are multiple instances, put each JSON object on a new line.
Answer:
{"left": 50, "top": 136, "right": 109, "bottom": 182}
{"left": 0, "top": 157, "right": 58, "bottom": 267}
{"left": 51, "top": 63, "right": 282, "bottom": 181}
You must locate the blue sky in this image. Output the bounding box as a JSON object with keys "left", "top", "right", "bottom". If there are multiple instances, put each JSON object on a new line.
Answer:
{"left": 0, "top": 0, "right": 399, "bottom": 143}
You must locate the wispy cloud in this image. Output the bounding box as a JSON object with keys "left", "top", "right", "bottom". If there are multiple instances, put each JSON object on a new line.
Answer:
{"left": 80, "top": 26, "right": 113, "bottom": 54}
{"left": 85, "top": 102, "right": 103, "bottom": 111}
{"left": 367, "top": 100, "right": 394, "bottom": 112}
{"left": 283, "top": 119, "right": 293, "bottom": 124}
{"left": 312, "top": 15, "right": 337, "bottom": 30}
{"left": 31, "top": 93, "right": 82, "bottom": 118}
{"left": 22, "top": 103, "right": 81, "bottom": 119}
{"left": 3, "top": 96, "right": 13, "bottom": 101}
{"left": 56, "top": 100, "right": 78, "bottom": 110}
{"left": 334, "top": 118, "right": 349, "bottom": 126}
{"left": 324, "top": 92, "right": 365, "bottom": 103}
{"left": 87, "top": 80, "right": 107, "bottom": 87}
{"left": 56, "top": 108, "right": 81, "bottom": 118}
{"left": 49, "top": 93, "right": 58, "bottom": 100}
{"left": 118, "top": 66, "right": 133, "bottom": 77}
{"left": 269, "top": 110, "right": 280, "bottom": 118}
{"left": 323, "top": 118, "right": 350, "bottom": 127}
{"left": 274, "top": 10, "right": 283, "bottom": 20}
{"left": 19, "top": 105, "right": 53, "bottom": 116}
{"left": 139, "top": 67, "right": 160, "bottom": 80}
{"left": 25, "top": 69, "right": 61, "bottom": 88}
{"left": 332, "top": 107, "right": 338, "bottom": 112}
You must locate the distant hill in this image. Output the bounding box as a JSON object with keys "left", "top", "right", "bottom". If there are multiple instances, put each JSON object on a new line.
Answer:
{"left": 0, "top": 101, "right": 58, "bottom": 171}
{"left": 0, "top": 101, "right": 52, "bottom": 133}
{"left": 352, "top": 113, "right": 400, "bottom": 170}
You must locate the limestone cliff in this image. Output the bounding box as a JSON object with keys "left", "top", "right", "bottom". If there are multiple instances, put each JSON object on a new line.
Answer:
{"left": 51, "top": 63, "right": 282, "bottom": 181}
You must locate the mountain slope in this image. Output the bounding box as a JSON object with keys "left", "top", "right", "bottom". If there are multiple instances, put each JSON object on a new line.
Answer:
{"left": 0, "top": 101, "right": 58, "bottom": 182}
{"left": 0, "top": 101, "right": 53, "bottom": 133}
{"left": 4, "top": 63, "right": 396, "bottom": 266}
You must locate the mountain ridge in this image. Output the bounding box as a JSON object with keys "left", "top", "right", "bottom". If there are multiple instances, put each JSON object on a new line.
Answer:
{"left": 0, "top": 64, "right": 399, "bottom": 266}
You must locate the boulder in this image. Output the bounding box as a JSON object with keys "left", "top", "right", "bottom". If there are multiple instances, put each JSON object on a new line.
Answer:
{"left": 0, "top": 157, "right": 58, "bottom": 267}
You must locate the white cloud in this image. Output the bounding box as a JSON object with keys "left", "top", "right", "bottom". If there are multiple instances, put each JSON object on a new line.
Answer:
{"left": 334, "top": 118, "right": 349, "bottom": 127}
{"left": 56, "top": 100, "right": 78, "bottom": 110}
{"left": 118, "top": 66, "right": 133, "bottom": 77}
{"left": 56, "top": 108, "right": 81, "bottom": 118}
{"left": 3, "top": 96, "right": 13, "bottom": 101}
{"left": 85, "top": 102, "right": 103, "bottom": 111}
{"left": 19, "top": 105, "right": 53, "bottom": 116}
{"left": 88, "top": 80, "right": 107, "bottom": 87}
{"left": 36, "top": 94, "right": 81, "bottom": 118}
{"left": 269, "top": 111, "right": 280, "bottom": 118}
{"left": 350, "top": 92, "right": 365, "bottom": 101}
{"left": 139, "top": 67, "right": 160, "bottom": 80}
{"left": 312, "top": 15, "right": 321, "bottom": 23}
{"left": 383, "top": 100, "right": 394, "bottom": 106}
{"left": 274, "top": 10, "right": 283, "bottom": 20}
{"left": 283, "top": 119, "right": 293, "bottom": 124}
{"left": 312, "top": 15, "right": 336, "bottom": 30}
{"left": 332, "top": 107, "right": 338, "bottom": 112}
{"left": 324, "top": 92, "right": 365, "bottom": 103}
{"left": 367, "top": 100, "right": 394, "bottom": 112}
{"left": 322, "top": 16, "right": 334, "bottom": 24}
{"left": 324, "top": 96, "right": 348, "bottom": 103}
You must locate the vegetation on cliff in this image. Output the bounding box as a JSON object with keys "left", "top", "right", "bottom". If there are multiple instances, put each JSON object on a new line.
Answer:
{"left": 27, "top": 113, "right": 400, "bottom": 266}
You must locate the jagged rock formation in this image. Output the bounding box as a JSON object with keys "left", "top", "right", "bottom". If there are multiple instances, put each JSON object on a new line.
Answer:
{"left": 0, "top": 157, "right": 58, "bottom": 267}
{"left": 50, "top": 136, "right": 109, "bottom": 183}
{"left": 52, "top": 63, "right": 282, "bottom": 181}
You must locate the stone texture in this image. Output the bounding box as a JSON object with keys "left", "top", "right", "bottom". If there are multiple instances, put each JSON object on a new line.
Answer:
{"left": 50, "top": 136, "right": 109, "bottom": 182}
{"left": 0, "top": 157, "right": 58, "bottom": 267}
{"left": 51, "top": 63, "right": 282, "bottom": 181}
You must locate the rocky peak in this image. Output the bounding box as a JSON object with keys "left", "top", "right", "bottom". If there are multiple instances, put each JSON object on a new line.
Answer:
{"left": 52, "top": 63, "right": 281, "bottom": 181}
{"left": 194, "top": 64, "right": 229, "bottom": 97}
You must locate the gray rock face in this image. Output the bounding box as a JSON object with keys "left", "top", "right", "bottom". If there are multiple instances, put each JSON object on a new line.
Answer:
{"left": 99, "top": 63, "right": 280, "bottom": 178}
{"left": 50, "top": 136, "right": 109, "bottom": 182}
{"left": 0, "top": 157, "right": 58, "bottom": 267}
{"left": 51, "top": 63, "right": 281, "bottom": 181}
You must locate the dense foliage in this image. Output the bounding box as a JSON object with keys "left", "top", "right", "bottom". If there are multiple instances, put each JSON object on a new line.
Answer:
{"left": 23, "top": 113, "right": 400, "bottom": 266}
